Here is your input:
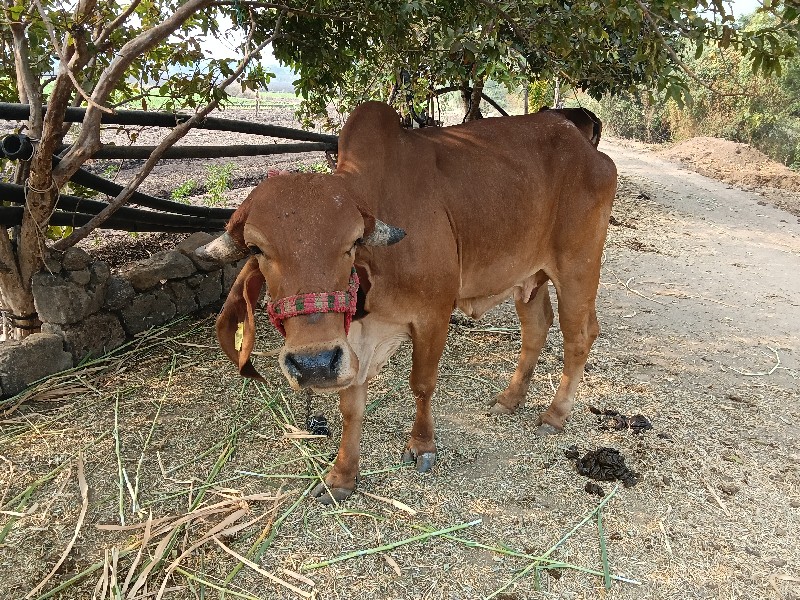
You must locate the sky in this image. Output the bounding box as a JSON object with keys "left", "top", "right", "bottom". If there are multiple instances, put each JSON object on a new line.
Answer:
{"left": 730, "top": 0, "right": 762, "bottom": 17}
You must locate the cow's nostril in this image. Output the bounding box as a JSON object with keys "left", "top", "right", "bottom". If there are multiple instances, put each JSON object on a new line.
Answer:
{"left": 329, "top": 347, "right": 343, "bottom": 374}
{"left": 284, "top": 348, "right": 346, "bottom": 387}
{"left": 284, "top": 353, "right": 303, "bottom": 379}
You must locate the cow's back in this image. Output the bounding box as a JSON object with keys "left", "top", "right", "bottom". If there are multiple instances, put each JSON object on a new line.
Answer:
{"left": 336, "top": 103, "right": 616, "bottom": 301}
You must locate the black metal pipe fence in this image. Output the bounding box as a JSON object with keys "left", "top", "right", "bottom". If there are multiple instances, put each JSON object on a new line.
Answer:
{"left": 0, "top": 103, "right": 339, "bottom": 144}
{"left": 0, "top": 103, "right": 340, "bottom": 232}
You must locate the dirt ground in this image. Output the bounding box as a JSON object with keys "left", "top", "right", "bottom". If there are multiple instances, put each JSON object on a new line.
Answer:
{"left": 1, "top": 111, "right": 799, "bottom": 600}
{"left": 657, "top": 136, "right": 800, "bottom": 217}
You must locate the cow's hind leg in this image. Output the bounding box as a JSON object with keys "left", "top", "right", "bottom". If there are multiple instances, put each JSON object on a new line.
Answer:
{"left": 536, "top": 281, "right": 600, "bottom": 435}
{"left": 488, "top": 286, "right": 554, "bottom": 415}
{"left": 402, "top": 316, "right": 450, "bottom": 472}
{"left": 311, "top": 383, "right": 366, "bottom": 504}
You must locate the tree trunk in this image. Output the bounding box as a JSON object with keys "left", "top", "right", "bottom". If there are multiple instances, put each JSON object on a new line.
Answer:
{"left": 1, "top": 18, "right": 47, "bottom": 338}
{"left": 460, "top": 78, "right": 485, "bottom": 121}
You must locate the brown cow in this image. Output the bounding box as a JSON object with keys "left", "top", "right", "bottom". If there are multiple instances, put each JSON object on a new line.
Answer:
{"left": 539, "top": 106, "right": 603, "bottom": 148}
{"left": 197, "top": 102, "right": 617, "bottom": 504}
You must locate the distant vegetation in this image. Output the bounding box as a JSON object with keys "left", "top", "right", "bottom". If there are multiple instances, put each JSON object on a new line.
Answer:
{"left": 580, "top": 12, "right": 800, "bottom": 168}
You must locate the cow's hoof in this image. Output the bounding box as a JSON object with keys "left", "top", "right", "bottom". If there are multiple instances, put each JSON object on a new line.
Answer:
{"left": 487, "top": 392, "right": 523, "bottom": 415}
{"left": 488, "top": 402, "right": 515, "bottom": 416}
{"left": 534, "top": 422, "right": 563, "bottom": 437}
{"left": 311, "top": 480, "right": 355, "bottom": 505}
{"left": 402, "top": 449, "right": 437, "bottom": 473}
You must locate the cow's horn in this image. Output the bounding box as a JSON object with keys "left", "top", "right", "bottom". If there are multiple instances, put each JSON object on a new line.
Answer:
{"left": 195, "top": 232, "right": 248, "bottom": 263}
{"left": 362, "top": 219, "right": 405, "bottom": 247}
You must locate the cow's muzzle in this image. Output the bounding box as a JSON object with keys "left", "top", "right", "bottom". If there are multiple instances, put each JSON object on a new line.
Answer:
{"left": 280, "top": 343, "right": 355, "bottom": 390}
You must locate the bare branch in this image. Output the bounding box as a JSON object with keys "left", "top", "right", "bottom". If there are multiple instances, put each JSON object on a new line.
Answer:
{"left": 53, "top": 0, "right": 217, "bottom": 185}
{"left": 54, "top": 11, "right": 286, "bottom": 249}
{"left": 94, "top": 0, "right": 143, "bottom": 49}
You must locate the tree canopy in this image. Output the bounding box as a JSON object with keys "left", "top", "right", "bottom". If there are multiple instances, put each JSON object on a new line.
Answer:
{"left": 3, "top": 1, "right": 799, "bottom": 126}
{"left": 269, "top": 0, "right": 800, "bottom": 125}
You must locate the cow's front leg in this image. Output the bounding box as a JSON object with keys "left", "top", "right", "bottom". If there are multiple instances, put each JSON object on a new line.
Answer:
{"left": 311, "top": 383, "right": 366, "bottom": 505}
{"left": 403, "top": 318, "right": 450, "bottom": 472}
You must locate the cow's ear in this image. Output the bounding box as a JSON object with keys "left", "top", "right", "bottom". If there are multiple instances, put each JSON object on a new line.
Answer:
{"left": 357, "top": 205, "right": 405, "bottom": 247}
{"left": 216, "top": 257, "right": 266, "bottom": 380}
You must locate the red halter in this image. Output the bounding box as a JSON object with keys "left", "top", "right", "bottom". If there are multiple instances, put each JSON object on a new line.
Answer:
{"left": 267, "top": 268, "right": 360, "bottom": 337}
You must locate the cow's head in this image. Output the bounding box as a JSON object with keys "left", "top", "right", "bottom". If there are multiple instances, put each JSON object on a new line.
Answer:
{"left": 196, "top": 172, "right": 405, "bottom": 391}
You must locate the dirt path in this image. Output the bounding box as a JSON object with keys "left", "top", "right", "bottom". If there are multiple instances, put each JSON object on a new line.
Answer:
{"left": 580, "top": 137, "right": 800, "bottom": 597}
{"left": 599, "top": 136, "right": 799, "bottom": 436}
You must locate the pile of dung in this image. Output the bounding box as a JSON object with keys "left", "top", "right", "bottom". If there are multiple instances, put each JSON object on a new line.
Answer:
{"left": 565, "top": 445, "right": 640, "bottom": 489}
{"left": 589, "top": 406, "right": 653, "bottom": 434}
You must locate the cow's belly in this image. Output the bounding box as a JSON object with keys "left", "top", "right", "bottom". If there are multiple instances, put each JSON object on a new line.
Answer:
{"left": 457, "top": 271, "right": 546, "bottom": 320}
{"left": 346, "top": 319, "right": 411, "bottom": 385}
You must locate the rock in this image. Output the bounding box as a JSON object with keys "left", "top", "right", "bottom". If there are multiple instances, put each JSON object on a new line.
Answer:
{"left": 104, "top": 276, "right": 135, "bottom": 311}
{"left": 121, "top": 251, "right": 196, "bottom": 291}
{"left": 62, "top": 247, "right": 91, "bottom": 271}
{"left": 68, "top": 268, "right": 91, "bottom": 286}
{"left": 745, "top": 546, "right": 761, "bottom": 557}
{"left": 119, "top": 290, "right": 176, "bottom": 335}
{"left": 166, "top": 280, "right": 198, "bottom": 314}
{"left": 90, "top": 261, "right": 111, "bottom": 286}
{"left": 0, "top": 333, "right": 73, "bottom": 396}
{"left": 192, "top": 271, "right": 223, "bottom": 308}
{"left": 769, "top": 557, "right": 787, "bottom": 568}
{"left": 720, "top": 482, "right": 740, "bottom": 495}
{"left": 32, "top": 273, "right": 103, "bottom": 325}
{"left": 177, "top": 232, "right": 220, "bottom": 271}
{"left": 43, "top": 252, "right": 62, "bottom": 274}
{"left": 223, "top": 258, "right": 248, "bottom": 291}
{"left": 42, "top": 312, "right": 125, "bottom": 362}
{"left": 791, "top": 499, "right": 800, "bottom": 509}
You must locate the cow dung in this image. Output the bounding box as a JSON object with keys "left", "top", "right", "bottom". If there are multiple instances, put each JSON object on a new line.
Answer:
{"left": 565, "top": 445, "right": 640, "bottom": 488}
{"left": 584, "top": 482, "right": 606, "bottom": 497}
{"left": 589, "top": 406, "right": 653, "bottom": 434}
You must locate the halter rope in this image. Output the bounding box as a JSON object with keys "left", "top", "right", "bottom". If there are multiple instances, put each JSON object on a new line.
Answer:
{"left": 267, "top": 268, "right": 360, "bottom": 337}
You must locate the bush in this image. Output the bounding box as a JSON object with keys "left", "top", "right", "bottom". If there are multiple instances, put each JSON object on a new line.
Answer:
{"left": 204, "top": 163, "right": 235, "bottom": 206}
{"left": 597, "top": 92, "right": 671, "bottom": 143}
{"left": 170, "top": 179, "right": 197, "bottom": 203}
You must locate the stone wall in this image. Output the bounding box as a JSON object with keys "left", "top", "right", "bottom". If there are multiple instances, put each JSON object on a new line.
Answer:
{"left": 0, "top": 233, "right": 245, "bottom": 397}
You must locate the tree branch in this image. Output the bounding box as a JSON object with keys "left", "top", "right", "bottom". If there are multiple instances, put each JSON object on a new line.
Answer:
{"left": 634, "top": 0, "right": 743, "bottom": 98}
{"left": 94, "top": 0, "right": 143, "bottom": 49}
{"left": 5, "top": 7, "right": 42, "bottom": 135}
{"left": 54, "top": 11, "right": 286, "bottom": 250}
{"left": 53, "top": 0, "right": 217, "bottom": 186}
{"left": 33, "top": 0, "right": 113, "bottom": 114}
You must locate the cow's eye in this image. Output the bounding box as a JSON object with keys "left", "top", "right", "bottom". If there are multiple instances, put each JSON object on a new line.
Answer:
{"left": 248, "top": 245, "right": 262, "bottom": 255}
{"left": 347, "top": 239, "right": 362, "bottom": 255}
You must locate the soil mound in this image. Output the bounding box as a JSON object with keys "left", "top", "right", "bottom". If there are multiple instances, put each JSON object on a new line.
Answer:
{"left": 658, "top": 136, "right": 800, "bottom": 192}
